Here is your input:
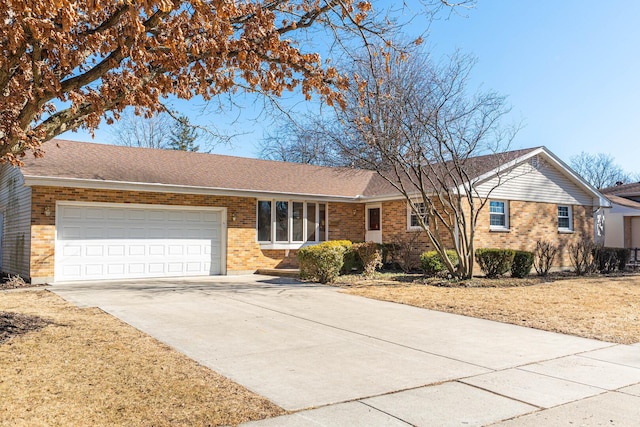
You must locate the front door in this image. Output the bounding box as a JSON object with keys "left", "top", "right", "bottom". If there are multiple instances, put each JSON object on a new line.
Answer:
{"left": 365, "top": 204, "right": 382, "bottom": 243}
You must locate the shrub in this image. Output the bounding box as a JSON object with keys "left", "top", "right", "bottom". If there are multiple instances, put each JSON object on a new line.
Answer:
{"left": 353, "top": 241, "right": 383, "bottom": 278}
{"left": 420, "top": 250, "right": 459, "bottom": 276}
{"left": 297, "top": 241, "right": 349, "bottom": 284}
{"left": 593, "top": 247, "right": 631, "bottom": 273}
{"left": 534, "top": 240, "right": 558, "bottom": 276}
{"left": 475, "top": 248, "right": 515, "bottom": 278}
{"left": 387, "top": 232, "right": 424, "bottom": 272}
{"left": 341, "top": 246, "right": 363, "bottom": 274}
{"left": 617, "top": 248, "right": 632, "bottom": 271}
{"left": 511, "top": 251, "right": 534, "bottom": 278}
{"left": 569, "top": 238, "right": 597, "bottom": 276}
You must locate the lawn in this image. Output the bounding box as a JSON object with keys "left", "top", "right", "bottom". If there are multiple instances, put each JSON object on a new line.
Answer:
{"left": 340, "top": 274, "right": 640, "bottom": 344}
{"left": 0, "top": 290, "right": 284, "bottom": 427}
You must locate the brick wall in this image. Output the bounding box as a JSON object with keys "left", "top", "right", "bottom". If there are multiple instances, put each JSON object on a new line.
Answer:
{"left": 29, "top": 186, "right": 291, "bottom": 280}
{"left": 381, "top": 199, "right": 455, "bottom": 249}
{"left": 474, "top": 201, "right": 593, "bottom": 268}
{"left": 329, "top": 203, "right": 365, "bottom": 242}
{"left": 379, "top": 198, "right": 593, "bottom": 269}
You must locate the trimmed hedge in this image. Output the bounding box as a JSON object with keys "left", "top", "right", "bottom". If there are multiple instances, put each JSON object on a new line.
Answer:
{"left": 594, "top": 247, "right": 631, "bottom": 273}
{"left": 298, "top": 240, "right": 351, "bottom": 284}
{"left": 511, "top": 250, "right": 534, "bottom": 278}
{"left": 420, "top": 250, "right": 459, "bottom": 276}
{"left": 475, "top": 248, "right": 515, "bottom": 278}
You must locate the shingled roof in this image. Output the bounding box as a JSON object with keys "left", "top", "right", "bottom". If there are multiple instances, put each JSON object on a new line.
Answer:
{"left": 601, "top": 182, "right": 640, "bottom": 197}
{"left": 20, "top": 139, "right": 376, "bottom": 199}
{"left": 18, "top": 139, "right": 541, "bottom": 200}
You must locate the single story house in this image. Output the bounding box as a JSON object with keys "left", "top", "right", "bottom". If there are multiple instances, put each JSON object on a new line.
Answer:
{"left": 0, "top": 140, "right": 608, "bottom": 284}
{"left": 600, "top": 182, "right": 640, "bottom": 251}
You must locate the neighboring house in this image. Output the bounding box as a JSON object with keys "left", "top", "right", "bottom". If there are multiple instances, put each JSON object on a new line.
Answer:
{"left": 600, "top": 182, "right": 640, "bottom": 250}
{"left": 0, "top": 140, "right": 608, "bottom": 283}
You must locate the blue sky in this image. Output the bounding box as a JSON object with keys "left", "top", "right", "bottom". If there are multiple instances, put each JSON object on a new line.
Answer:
{"left": 62, "top": 1, "right": 640, "bottom": 174}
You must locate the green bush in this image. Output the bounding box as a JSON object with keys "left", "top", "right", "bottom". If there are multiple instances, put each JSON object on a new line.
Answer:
{"left": 341, "top": 246, "right": 363, "bottom": 274}
{"left": 617, "top": 248, "right": 632, "bottom": 271}
{"left": 475, "top": 248, "right": 515, "bottom": 278}
{"left": 511, "top": 250, "right": 534, "bottom": 278}
{"left": 297, "top": 241, "right": 349, "bottom": 284}
{"left": 353, "top": 241, "right": 383, "bottom": 278}
{"left": 593, "top": 247, "right": 631, "bottom": 273}
{"left": 420, "top": 250, "right": 459, "bottom": 276}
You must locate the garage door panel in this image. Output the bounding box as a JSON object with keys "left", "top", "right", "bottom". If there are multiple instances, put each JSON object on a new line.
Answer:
{"left": 55, "top": 205, "right": 223, "bottom": 282}
{"left": 86, "top": 245, "right": 103, "bottom": 256}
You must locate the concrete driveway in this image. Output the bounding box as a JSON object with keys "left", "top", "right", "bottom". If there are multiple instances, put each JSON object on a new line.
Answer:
{"left": 51, "top": 275, "right": 640, "bottom": 426}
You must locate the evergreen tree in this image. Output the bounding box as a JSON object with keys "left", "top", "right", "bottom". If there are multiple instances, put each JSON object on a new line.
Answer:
{"left": 168, "top": 116, "right": 200, "bottom": 152}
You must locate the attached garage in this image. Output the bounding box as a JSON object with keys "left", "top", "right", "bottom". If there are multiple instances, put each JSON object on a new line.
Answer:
{"left": 55, "top": 203, "right": 225, "bottom": 282}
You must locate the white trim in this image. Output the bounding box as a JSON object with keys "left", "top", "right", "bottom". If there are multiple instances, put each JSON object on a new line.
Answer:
{"left": 406, "top": 200, "right": 428, "bottom": 231}
{"left": 54, "top": 201, "right": 227, "bottom": 281}
{"left": 489, "top": 200, "right": 509, "bottom": 231}
{"left": 256, "top": 199, "right": 328, "bottom": 245}
{"left": 558, "top": 204, "right": 573, "bottom": 232}
{"left": 23, "top": 176, "right": 360, "bottom": 202}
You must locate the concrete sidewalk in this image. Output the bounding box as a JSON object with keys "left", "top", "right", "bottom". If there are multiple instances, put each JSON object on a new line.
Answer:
{"left": 51, "top": 276, "right": 640, "bottom": 426}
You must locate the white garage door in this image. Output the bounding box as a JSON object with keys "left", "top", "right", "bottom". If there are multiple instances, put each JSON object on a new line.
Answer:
{"left": 55, "top": 203, "right": 224, "bottom": 282}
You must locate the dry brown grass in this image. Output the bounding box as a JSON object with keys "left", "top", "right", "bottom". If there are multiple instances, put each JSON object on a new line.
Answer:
{"left": 341, "top": 274, "right": 640, "bottom": 344}
{"left": 0, "top": 290, "right": 285, "bottom": 427}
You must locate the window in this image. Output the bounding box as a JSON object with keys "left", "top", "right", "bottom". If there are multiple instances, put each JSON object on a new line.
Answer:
{"left": 489, "top": 200, "right": 508, "bottom": 229}
{"left": 257, "top": 200, "right": 327, "bottom": 245}
{"left": 275, "top": 201, "right": 288, "bottom": 242}
{"left": 257, "top": 201, "right": 272, "bottom": 241}
{"left": 306, "top": 202, "right": 316, "bottom": 241}
{"left": 558, "top": 205, "right": 573, "bottom": 232}
{"left": 407, "top": 201, "right": 428, "bottom": 230}
{"left": 292, "top": 202, "right": 304, "bottom": 241}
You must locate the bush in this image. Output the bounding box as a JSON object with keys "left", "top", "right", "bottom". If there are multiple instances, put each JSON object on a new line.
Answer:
{"left": 387, "top": 232, "right": 424, "bottom": 272}
{"left": 534, "top": 240, "right": 558, "bottom": 276}
{"left": 593, "top": 247, "right": 631, "bottom": 273}
{"left": 353, "top": 241, "right": 383, "bottom": 278}
{"left": 341, "top": 246, "right": 363, "bottom": 274}
{"left": 420, "top": 250, "right": 459, "bottom": 276}
{"left": 569, "top": 238, "right": 597, "bottom": 276}
{"left": 511, "top": 251, "right": 534, "bottom": 278}
{"left": 475, "top": 248, "right": 515, "bottom": 278}
{"left": 617, "top": 248, "right": 632, "bottom": 270}
{"left": 298, "top": 241, "right": 349, "bottom": 284}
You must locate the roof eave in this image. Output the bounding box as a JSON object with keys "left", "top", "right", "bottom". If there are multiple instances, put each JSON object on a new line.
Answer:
{"left": 22, "top": 175, "right": 363, "bottom": 203}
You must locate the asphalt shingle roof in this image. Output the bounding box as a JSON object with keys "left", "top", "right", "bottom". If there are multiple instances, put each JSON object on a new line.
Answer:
{"left": 18, "top": 139, "right": 539, "bottom": 199}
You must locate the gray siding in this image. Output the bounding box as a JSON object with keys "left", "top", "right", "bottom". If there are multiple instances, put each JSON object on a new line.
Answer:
{"left": 0, "top": 165, "right": 32, "bottom": 278}
{"left": 475, "top": 157, "right": 594, "bottom": 206}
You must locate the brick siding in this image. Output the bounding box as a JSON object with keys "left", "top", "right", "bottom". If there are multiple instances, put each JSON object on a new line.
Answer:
{"left": 380, "top": 198, "right": 593, "bottom": 269}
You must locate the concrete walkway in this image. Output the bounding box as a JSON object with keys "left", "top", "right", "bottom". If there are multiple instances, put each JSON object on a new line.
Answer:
{"left": 51, "top": 276, "right": 640, "bottom": 426}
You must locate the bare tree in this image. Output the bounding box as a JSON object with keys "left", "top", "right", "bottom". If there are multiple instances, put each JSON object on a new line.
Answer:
{"left": 258, "top": 117, "right": 344, "bottom": 166}
{"left": 570, "top": 152, "right": 630, "bottom": 189}
{"left": 111, "top": 111, "right": 171, "bottom": 149}
{"left": 331, "top": 44, "right": 519, "bottom": 279}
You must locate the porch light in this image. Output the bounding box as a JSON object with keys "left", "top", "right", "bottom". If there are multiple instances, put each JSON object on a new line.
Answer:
{"left": 231, "top": 212, "right": 237, "bottom": 222}
{"left": 44, "top": 206, "right": 51, "bottom": 217}
{"left": 352, "top": 209, "right": 357, "bottom": 216}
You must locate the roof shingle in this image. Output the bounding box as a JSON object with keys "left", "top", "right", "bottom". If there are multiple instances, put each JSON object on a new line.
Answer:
{"left": 17, "top": 140, "right": 539, "bottom": 199}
